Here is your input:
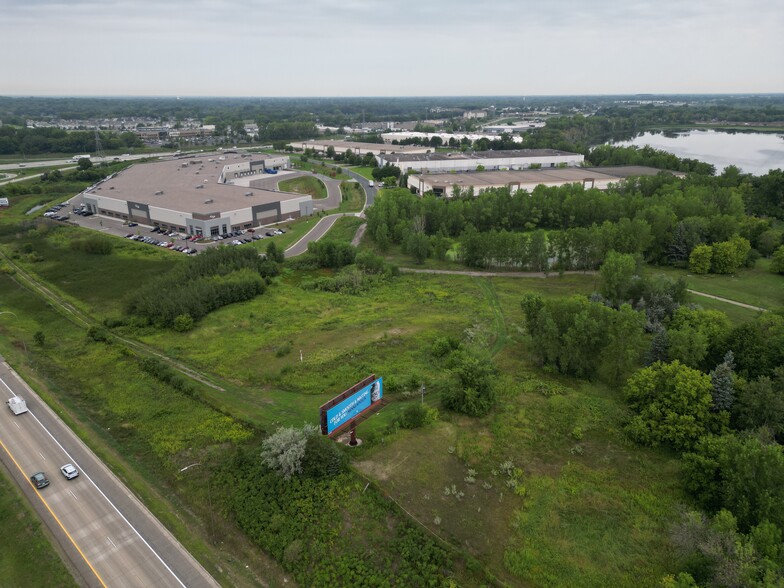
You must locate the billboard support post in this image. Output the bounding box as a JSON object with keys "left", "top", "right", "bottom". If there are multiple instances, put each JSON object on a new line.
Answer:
{"left": 349, "top": 424, "right": 358, "bottom": 446}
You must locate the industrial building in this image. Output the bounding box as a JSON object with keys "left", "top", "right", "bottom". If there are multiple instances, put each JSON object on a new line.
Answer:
{"left": 379, "top": 149, "right": 584, "bottom": 173}
{"left": 219, "top": 153, "right": 290, "bottom": 181}
{"left": 81, "top": 155, "right": 312, "bottom": 238}
{"left": 288, "top": 139, "right": 431, "bottom": 156}
{"left": 408, "top": 166, "right": 683, "bottom": 196}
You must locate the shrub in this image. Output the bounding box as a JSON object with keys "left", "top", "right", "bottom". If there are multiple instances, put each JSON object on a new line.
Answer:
{"left": 70, "top": 236, "right": 113, "bottom": 255}
{"left": 173, "top": 314, "right": 194, "bottom": 332}
{"left": 689, "top": 244, "right": 712, "bottom": 274}
{"left": 260, "top": 424, "right": 320, "bottom": 480}
{"left": 624, "top": 360, "right": 725, "bottom": 451}
{"left": 398, "top": 403, "right": 439, "bottom": 429}
{"left": 441, "top": 350, "right": 497, "bottom": 417}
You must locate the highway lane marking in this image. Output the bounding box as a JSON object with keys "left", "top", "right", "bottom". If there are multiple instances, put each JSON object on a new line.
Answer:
{"left": 106, "top": 536, "right": 117, "bottom": 550}
{"left": 38, "top": 451, "right": 47, "bottom": 461}
{"left": 0, "top": 371, "right": 17, "bottom": 396}
{"left": 22, "top": 402, "right": 189, "bottom": 588}
{"left": 69, "top": 489, "right": 78, "bottom": 501}
{"left": 0, "top": 436, "right": 108, "bottom": 588}
{"left": 1, "top": 370, "right": 191, "bottom": 588}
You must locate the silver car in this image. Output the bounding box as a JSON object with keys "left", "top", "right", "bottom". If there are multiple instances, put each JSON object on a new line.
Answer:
{"left": 60, "top": 463, "right": 79, "bottom": 480}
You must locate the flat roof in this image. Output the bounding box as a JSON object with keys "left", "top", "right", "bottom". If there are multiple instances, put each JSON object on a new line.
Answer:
{"left": 290, "top": 139, "right": 427, "bottom": 153}
{"left": 90, "top": 155, "right": 307, "bottom": 214}
{"left": 383, "top": 148, "right": 580, "bottom": 163}
{"left": 417, "top": 166, "right": 679, "bottom": 188}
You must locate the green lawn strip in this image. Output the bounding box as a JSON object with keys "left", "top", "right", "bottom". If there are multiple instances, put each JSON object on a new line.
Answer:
{"left": 0, "top": 468, "right": 77, "bottom": 587}
{"left": 290, "top": 157, "right": 350, "bottom": 179}
{"left": 325, "top": 216, "right": 363, "bottom": 243}
{"left": 683, "top": 293, "right": 761, "bottom": 324}
{"left": 349, "top": 166, "right": 375, "bottom": 180}
{"left": 336, "top": 181, "right": 365, "bottom": 213}
{"left": 646, "top": 261, "right": 784, "bottom": 310}
{"left": 475, "top": 278, "right": 509, "bottom": 356}
{"left": 278, "top": 175, "right": 328, "bottom": 199}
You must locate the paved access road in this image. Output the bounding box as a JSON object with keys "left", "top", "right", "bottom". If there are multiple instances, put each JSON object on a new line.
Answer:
{"left": 0, "top": 361, "right": 219, "bottom": 588}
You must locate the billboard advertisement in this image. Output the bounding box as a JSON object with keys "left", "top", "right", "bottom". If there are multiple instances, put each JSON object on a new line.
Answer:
{"left": 324, "top": 377, "right": 383, "bottom": 435}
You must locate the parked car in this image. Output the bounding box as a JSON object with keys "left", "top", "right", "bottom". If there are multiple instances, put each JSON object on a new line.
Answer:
{"left": 60, "top": 464, "right": 79, "bottom": 480}
{"left": 127, "top": 222, "right": 138, "bottom": 227}
{"left": 31, "top": 471, "right": 49, "bottom": 489}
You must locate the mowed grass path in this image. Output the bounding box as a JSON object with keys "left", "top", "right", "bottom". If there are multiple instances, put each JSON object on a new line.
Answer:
{"left": 648, "top": 260, "right": 784, "bottom": 311}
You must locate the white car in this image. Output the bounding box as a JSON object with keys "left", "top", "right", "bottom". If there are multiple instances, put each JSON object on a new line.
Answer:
{"left": 60, "top": 463, "right": 79, "bottom": 480}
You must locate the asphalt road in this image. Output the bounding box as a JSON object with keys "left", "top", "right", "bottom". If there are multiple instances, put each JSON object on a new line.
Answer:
{"left": 284, "top": 213, "right": 360, "bottom": 257}
{"left": 0, "top": 152, "right": 174, "bottom": 172}
{"left": 0, "top": 361, "right": 219, "bottom": 588}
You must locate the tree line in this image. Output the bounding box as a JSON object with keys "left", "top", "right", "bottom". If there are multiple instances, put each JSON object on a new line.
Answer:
{"left": 519, "top": 253, "right": 784, "bottom": 585}
{"left": 366, "top": 160, "right": 783, "bottom": 270}
{"left": 125, "top": 247, "right": 280, "bottom": 328}
{"left": 0, "top": 127, "right": 142, "bottom": 156}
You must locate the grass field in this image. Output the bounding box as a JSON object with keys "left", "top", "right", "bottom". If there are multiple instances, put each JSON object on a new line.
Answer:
{"left": 0, "top": 213, "right": 771, "bottom": 586}
{"left": 350, "top": 166, "right": 375, "bottom": 180}
{"left": 291, "top": 157, "right": 350, "bottom": 179}
{"left": 647, "top": 260, "right": 784, "bottom": 311}
{"left": 278, "top": 175, "right": 328, "bottom": 199}
{"left": 337, "top": 181, "right": 365, "bottom": 212}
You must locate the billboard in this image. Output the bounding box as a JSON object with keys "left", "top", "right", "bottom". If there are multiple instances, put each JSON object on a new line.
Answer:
{"left": 321, "top": 376, "right": 383, "bottom": 435}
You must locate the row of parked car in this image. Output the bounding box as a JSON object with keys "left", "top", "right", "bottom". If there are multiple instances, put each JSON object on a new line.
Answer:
{"left": 72, "top": 208, "right": 94, "bottom": 217}
{"left": 43, "top": 202, "right": 72, "bottom": 221}
{"left": 125, "top": 233, "right": 198, "bottom": 254}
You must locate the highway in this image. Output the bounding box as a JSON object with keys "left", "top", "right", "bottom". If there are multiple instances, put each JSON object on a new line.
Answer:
{"left": 0, "top": 360, "right": 219, "bottom": 588}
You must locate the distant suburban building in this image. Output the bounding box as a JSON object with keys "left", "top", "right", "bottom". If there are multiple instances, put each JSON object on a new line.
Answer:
{"left": 378, "top": 149, "right": 584, "bottom": 173}
{"left": 408, "top": 166, "right": 683, "bottom": 196}
{"left": 287, "top": 139, "right": 431, "bottom": 156}
{"left": 481, "top": 122, "right": 546, "bottom": 134}
{"left": 463, "top": 110, "right": 488, "bottom": 119}
{"left": 81, "top": 154, "right": 311, "bottom": 238}
{"left": 380, "top": 131, "right": 523, "bottom": 145}
{"left": 219, "top": 153, "right": 290, "bottom": 181}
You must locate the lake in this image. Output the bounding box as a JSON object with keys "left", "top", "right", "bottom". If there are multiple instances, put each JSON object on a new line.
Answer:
{"left": 612, "top": 130, "right": 784, "bottom": 176}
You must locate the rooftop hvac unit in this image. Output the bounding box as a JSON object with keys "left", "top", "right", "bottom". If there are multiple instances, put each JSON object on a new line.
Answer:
{"left": 155, "top": 190, "right": 164, "bottom": 195}
{"left": 245, "top": 192, "right": 253, "bottom": 197}
{"left": 204, "top": 199, "right": 214, "bottom": 204}
{"left": 196, "top": 185, "right": 204, "bottom": 189}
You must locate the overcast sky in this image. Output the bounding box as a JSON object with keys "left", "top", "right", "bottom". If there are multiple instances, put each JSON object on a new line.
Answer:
{"left": 1, "top": 0, "right": 782, "bottom": 97}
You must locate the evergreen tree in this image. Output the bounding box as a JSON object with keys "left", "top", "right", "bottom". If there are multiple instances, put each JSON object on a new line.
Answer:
{"left": 710, "top": 351, "right": 736, "bottom": 412}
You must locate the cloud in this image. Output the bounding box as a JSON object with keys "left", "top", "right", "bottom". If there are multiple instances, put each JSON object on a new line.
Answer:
{"left": 0, "top": 0, "right": 782, "bottom": 95}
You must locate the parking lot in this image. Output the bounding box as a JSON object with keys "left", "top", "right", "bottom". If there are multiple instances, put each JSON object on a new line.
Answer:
{"left": 57, "top": 194, "right": 285, "bottom": 255}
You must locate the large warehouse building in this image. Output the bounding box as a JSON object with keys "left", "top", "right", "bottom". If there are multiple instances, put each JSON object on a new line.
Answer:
{"left": 82, "top": 155, "right": 312, "bottom": 238}
{"left": 408, "top": 166, "right": 683, "bottom": 196}
{"left": 219, "top": 153, "right": 290, "bottom": 181}
{"left": 379, "top": 149, "right": 584, "bottom": 173}
{"left": 288, "top": 139, "right": 430, "bottom": 156}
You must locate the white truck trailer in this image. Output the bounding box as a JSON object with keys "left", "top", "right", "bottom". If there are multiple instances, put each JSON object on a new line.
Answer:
{"left": 7, "top": 397, "right": 28, "bottom": 415}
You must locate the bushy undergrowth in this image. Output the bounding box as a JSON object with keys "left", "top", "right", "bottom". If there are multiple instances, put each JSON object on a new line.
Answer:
{"left": 126, "top": 247, "right": 278, "bottom": 327}
{"left": 217, "top": 446, "right": 454, "bottom": 586}
{"left": 69, "top": 236, "right": 113, "bottom": 255}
